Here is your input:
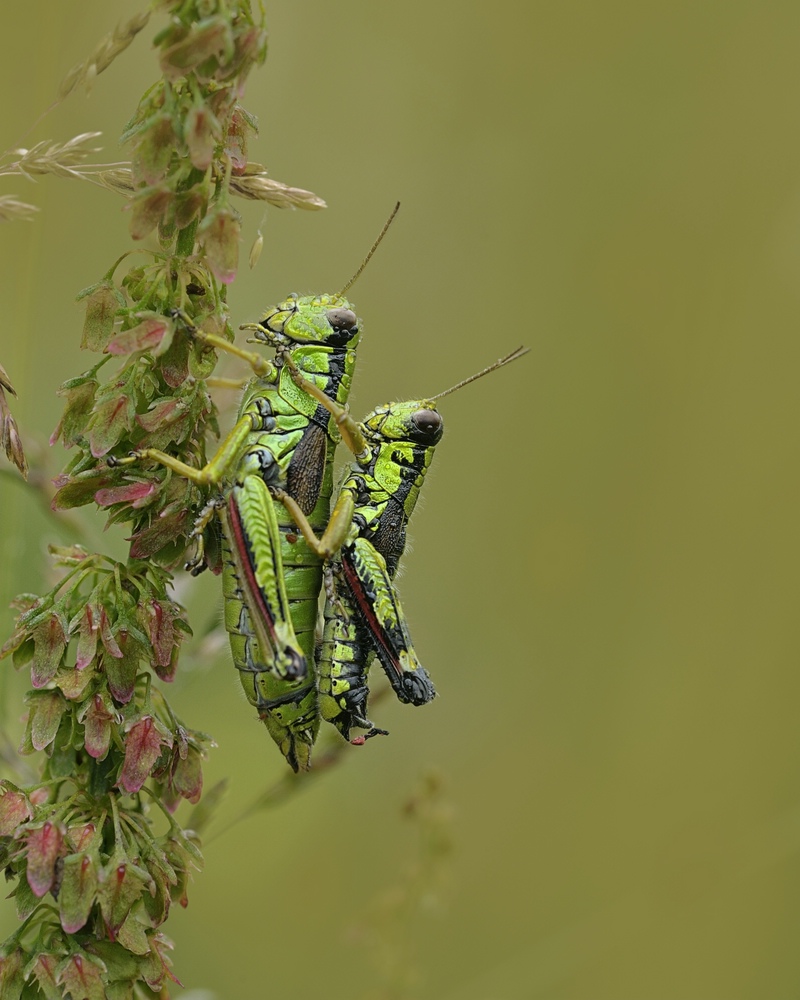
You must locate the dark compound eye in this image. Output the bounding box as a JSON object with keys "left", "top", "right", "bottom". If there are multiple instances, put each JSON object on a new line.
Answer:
{"left": 410, "top": 408, "right": 443, "bottom": 443}
{"left": 325, "top": 308, "right": 358, "bottom": 333}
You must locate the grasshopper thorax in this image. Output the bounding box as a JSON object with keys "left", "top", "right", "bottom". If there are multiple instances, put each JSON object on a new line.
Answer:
{"left": 254, "top": 293, "right": 360, "bottom": 351}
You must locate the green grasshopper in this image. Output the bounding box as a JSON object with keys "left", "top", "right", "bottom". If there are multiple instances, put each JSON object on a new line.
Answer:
{"left": 109, "top": 207, "right": 398, "bottom": 771}
{"left": 275, "top": 347, "right": 529, "bottom": 743}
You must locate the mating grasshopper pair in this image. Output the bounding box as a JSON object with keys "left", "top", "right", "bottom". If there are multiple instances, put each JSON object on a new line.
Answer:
{"left": 111, "top": 217, "right": 526, "bottom": 770}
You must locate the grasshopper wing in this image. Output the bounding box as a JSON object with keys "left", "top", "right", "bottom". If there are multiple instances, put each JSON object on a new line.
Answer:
{"left": 222, "top": 476, "right": 307, "bottom": 680}
{"left": 341, "top": 536, "right": 435, "bottom": 706}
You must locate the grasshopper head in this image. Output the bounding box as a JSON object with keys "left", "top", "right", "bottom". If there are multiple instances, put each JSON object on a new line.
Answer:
{"left": 254, "top": 293, "right": 360, "bottom": 350}
{"left": 363, "top": 399, "right": 444, "bottom": 447}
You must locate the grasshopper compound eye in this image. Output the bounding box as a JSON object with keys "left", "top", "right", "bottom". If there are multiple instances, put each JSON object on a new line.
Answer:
{"left": 325, "top": 308, "right": 358, "bottom": 333}
{"left": 410, "top": 408, "right": 443, "bottom": 443}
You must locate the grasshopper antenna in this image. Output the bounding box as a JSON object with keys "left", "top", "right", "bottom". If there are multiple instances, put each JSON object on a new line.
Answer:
{"left": 338, "top": 201, "right": 401, "bottom": 296}
{"left": 429, "top": 346, "right": 530, "bottom": 401}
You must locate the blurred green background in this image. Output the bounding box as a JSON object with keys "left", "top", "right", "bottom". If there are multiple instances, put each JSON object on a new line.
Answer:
{"left": 2, "top": 1, "right": 800, "bottom": 997}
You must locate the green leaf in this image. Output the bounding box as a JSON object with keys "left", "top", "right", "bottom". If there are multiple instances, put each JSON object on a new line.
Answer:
{"left": 28, "top": 690, "right": 66, "bottom": 750}
{"left": 88, "top": 940, "right": 141, "bottom": 983}
{"left": 116, "top": 909, "right": 150, "bottom": 955}
{"left": 14, "top": 870, "right": 38, "bottom": 920}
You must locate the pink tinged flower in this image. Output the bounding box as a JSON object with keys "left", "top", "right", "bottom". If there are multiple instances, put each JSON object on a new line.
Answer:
{"left": 88, "top": 394, "right": 133, "bottom": 457}
{"left": 132, "top": 114, "right": 176, "bottom": 185}
{"left": 99, "top": 607, "right": 123, "bottom": 659}
{"left": 105, "top": 315, "right": 174, "bottom": 357}
{"left": 140, "top": 397, "right": 185, "bottom": 433}
{"left": 159, "top": 17, "right": 233, "bottom": 79}
{"left": 173, "top": 189, "right": 205, "bottom": 231}
{"left": 199, "top": 207, "right": 240, "bottom": 285}
{"left": 0, "top": 947, "right": 25, "bottom": 999}
{"left": 26, "top": 821, "right": 65, "bottom": 897}
{"left": 78, "top": 280, "right": 124, "bottom": 352}
{"left": 55, "top": 952, "right": 107, "bottom": 1000}
{"left": 94, "top": 481, "right": 155, "bottom": 508}
{"left": 128, "top": 186, "right": 174, "bottom": 241}
{"left": 146, "top": 600, "right": 175, "bottom": 669}
{"left": 29, "top": 787, "right": 49, "bottom": 806}
{"left": 67, "top": 821, "right": 97, "bottom": 853}
{"left": 141, "top": 932, "right": 182, "bottom": 990}
{"left": 74, "top": 604, "right": 99, "bottom": 670}
{"left": 104, "top": 635, "right": 140, "bottom": 704}
{"left": 225, "top": 105, "right": 253, "bottom": 173}
{"left": 31, "top": 954, "right": 60, "bottom": 998}
{"left": 55, "top": 663, "right": 95, "bottom": 701}
{"left": 96, "top": 859, "right": 149, "bottom": 938}
{"left": 30, "top": 614, "right": 66, "bottom": 688}
{"left": 50, "top": 378, "right": 98, "bottom": 447}
{"left": 128, "top": 507, "right": 190, "bottom": 560}
{"left": 0, "top": 786, "right": 33, "bottom": 836}
{"left": 120, "top": 717, "right": 173, "bottom": 793}
{"left": 169, "top": 746, "right": 203, "bottom": 806}
{"left": 81, "top": 694, "right": 116, "bottom": 760}
{"left": 142, "top": 861, "right": 174, "bottom": 927}
{"left": 51, "top": 469, "right": 116, "bottom": 511}
{"left": 186, "top": 105, "right": 220, "bottom": 170}
{"left": 59, "top": 850, "right": 100, "bottom": 933}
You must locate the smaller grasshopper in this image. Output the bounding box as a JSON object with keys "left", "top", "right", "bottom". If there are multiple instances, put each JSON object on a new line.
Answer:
{"left": 275, "top": 346, "right": 529, "bottom": 743}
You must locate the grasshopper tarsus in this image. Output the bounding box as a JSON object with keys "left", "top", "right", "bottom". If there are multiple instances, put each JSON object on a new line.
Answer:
{"left": 350, "top": 727, "right": 390, "bottom": 745}
{"left": 185, "top": 558, "right": 207, "bottom": 577}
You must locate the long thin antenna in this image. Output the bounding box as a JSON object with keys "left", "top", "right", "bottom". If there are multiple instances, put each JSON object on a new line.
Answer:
{"left": 429, "top": 346, "right": 530, "bottom": 401}
{"left": 338, "top": 201, "right": 401, "bottom": 296}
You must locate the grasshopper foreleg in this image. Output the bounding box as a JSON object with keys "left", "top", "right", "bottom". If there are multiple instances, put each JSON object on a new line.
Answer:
{"left": 278, "top": 351, "right": 370, "bottom": 462}
{"left": 173, "top": 310, "right": 277, "bottom": 380}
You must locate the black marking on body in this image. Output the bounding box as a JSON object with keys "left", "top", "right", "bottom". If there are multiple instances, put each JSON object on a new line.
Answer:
{"left": 301, "top": 346, "right": 349, "bottom": 432}
{"left": 370, "top": 495, "right": 407, "bottom": 573}
{"left": 256, "top": 682, "right": 315, "bottom": 710}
